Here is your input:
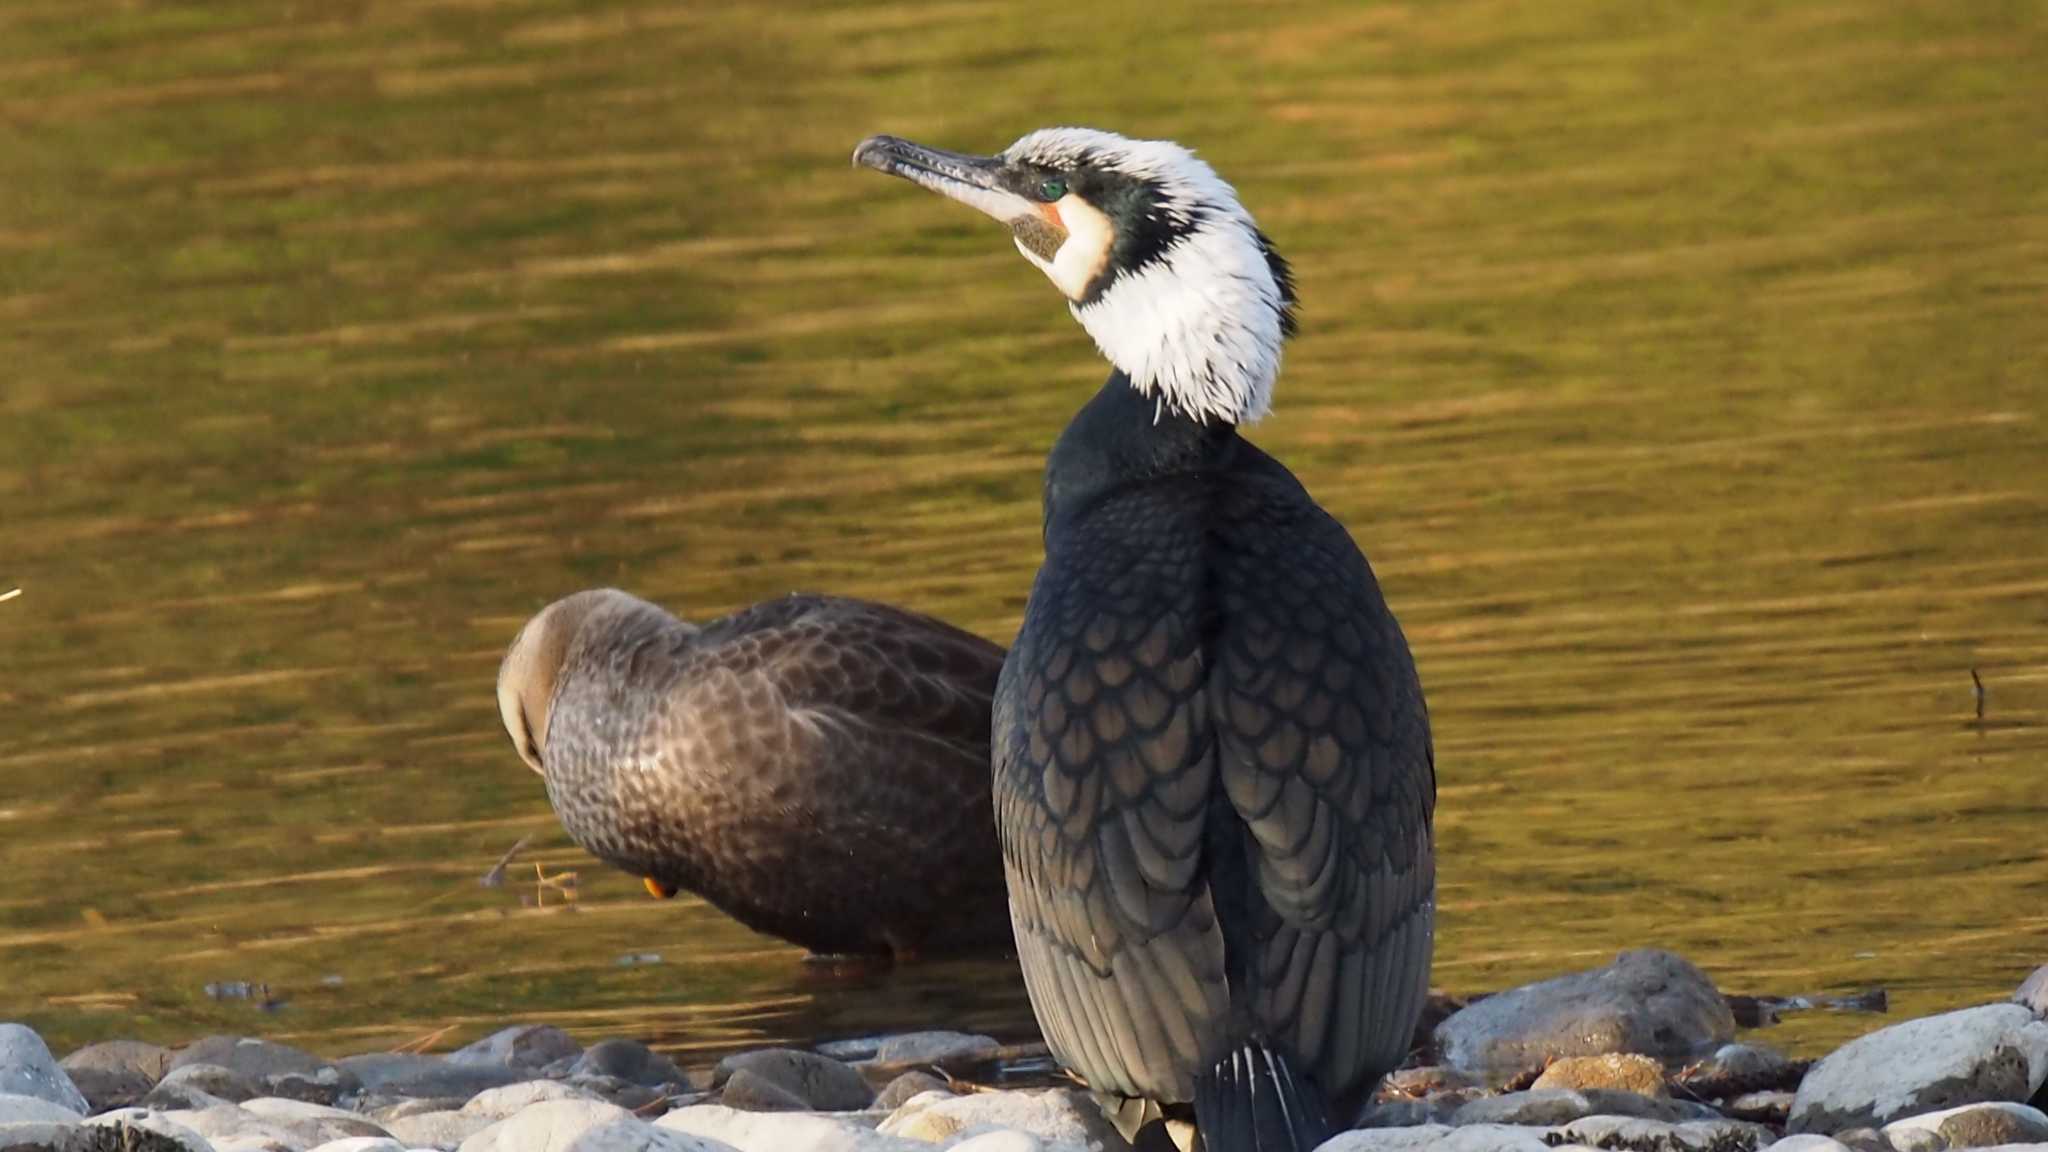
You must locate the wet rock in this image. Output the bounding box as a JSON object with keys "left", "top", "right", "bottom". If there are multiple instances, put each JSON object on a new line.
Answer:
{"left": 1535, "top": 1053, "right": 1670, "bottom": 1096}
{"left": 1679, "top": 1045, "right": 1803, "bottom": 1099}
{"left": 1787, "top": 1004, "right": 2048, "bottom": 1133}
{"left": 145, "top": 1064, "right": 258, "bottom": 1108}
{"left": 658, "top": 1104, "right": 919, "bottom": 1151}
{"left": 1883, "top": 1100, "right": 2048, "bottom": 1149}
{"left": 711, "top": 1050, "right": 871, "bottom": 1112}
{"left": 1434, "top": 951, "right": 1736, "bottom": 1083}
{"left": 817, "top": 1032, "right": 1002, "bottom": 1068}
{"left": 1356, "top": 1095, "right": 1472, "bottom": 1126}
{"left": 1313, "top": 1127, "right": 1455, "bottom": 1152}
{"left": 59, "top": 1040, "right": 172, "bottom": 1114}
{"left": 460, "top": 1098, "right": 726, "bottom": 1152}
{"left": 1721, "top": 1090, "right": 1794, "bottom": 1124}
{"left": 1552, "top": 1114, "right": 1774, "bottom": 1152}
{"left": 568, "top": 1041, "right": 691, "bottom": 1092}
{"left": 449, "top": 1026, "right": 582, "bottom": 1076}
{"left": 873, "top": 1071, "right": 949, "bottom": 1112}
{"left": 335, "top": 1054, "right": 521, "bottom": 1101}
{"left": 170, "top": 1038, "right": 360, "bottom": 1108}
{"left": 0, "top": 1026, "right": 90, "bottom": 1115}
{"left": 878, "top": 1087, "right": 1130, "bottom": 1150}
{"left": 561, "top": 1074, "right": 676, "bottom": 1112}
{"left": 2017, "top": 966, "right": 2048, "bottom": 1019}
{"left": 1383, "top": 1066, "right": 1483, "bottom": 1097}
{"left": 82, "top": 1108, "right": 216, "bottom": 1152}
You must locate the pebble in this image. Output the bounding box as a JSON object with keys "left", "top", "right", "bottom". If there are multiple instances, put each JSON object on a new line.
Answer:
{"left": 712, "top": 1049, "right": 872, "bottom": 1112}
{"left": 1788, "top": 1003, "right": 2048, "bottom": 1133}
{"left": 873, "top": 1070, "right": 950, "bottom": 1112}
{"left": 569, "top": 1040, "right": 691, "bottom": 1092}
{"left": 0, "top": 1024, "right": 91, "bottom": 1115}
{"left": 1432, "top": 950, "right": 1736, "bottom": 1083}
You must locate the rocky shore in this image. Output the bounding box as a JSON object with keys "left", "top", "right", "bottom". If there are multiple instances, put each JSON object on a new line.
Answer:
{"left": 4, "top": 951, "right": 2043, "bottom": 1152}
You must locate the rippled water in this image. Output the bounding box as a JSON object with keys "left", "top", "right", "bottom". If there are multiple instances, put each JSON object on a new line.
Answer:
{"left": 2, "top": 1, "right": 2043, "bottom": 1067}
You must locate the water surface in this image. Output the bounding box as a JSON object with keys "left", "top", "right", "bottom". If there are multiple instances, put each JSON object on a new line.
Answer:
{"left": 2, "top": 0, "right": 2044, "bottom": 1065}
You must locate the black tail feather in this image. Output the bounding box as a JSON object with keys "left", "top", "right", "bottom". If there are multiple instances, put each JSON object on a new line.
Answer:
{"left": 1193, "top": 1042, "right": 1333, "bottom": 1152}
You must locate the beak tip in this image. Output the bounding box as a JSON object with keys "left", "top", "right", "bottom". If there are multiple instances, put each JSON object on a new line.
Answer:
{"left": 851, "top": 134, "right": 892, "bottom": 173}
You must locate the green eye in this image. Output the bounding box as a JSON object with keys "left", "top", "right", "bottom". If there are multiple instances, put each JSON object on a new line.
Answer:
{"left": 1038, "top": 177, "right": 1067, "bottom": 201}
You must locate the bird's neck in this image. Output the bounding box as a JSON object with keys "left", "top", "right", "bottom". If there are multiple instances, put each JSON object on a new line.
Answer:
{"left": 1042, "top": 371, "right": 1240, "bottom": 531}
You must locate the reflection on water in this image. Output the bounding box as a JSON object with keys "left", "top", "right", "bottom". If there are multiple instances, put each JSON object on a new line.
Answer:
{"left": 1, "top": 0, "right": 2043, "bottom": 1065}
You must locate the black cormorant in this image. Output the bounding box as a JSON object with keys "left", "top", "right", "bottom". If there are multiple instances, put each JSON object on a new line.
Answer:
{"left": 497, "top": 588, "right": 1013, "bottom": 958}
{"left": 856, "top": 128, "right": 1436, "bottom": 1150}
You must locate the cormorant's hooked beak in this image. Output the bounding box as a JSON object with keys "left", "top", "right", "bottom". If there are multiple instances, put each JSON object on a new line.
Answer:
{"left": 854, "top": 134, "right": 1045, "bottom": 232}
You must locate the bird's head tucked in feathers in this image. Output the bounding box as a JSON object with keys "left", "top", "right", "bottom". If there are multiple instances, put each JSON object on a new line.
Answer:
{"left": 855, "top": 127, "right": 1296, "bottom": 426}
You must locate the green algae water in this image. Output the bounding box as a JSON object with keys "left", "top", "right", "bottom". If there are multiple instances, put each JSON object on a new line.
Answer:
{"left": 1, "top": 0, "right": 2043, "bottom": 1066}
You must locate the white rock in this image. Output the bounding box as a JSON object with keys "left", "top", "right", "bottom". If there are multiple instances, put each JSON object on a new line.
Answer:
{"left": 2016, "top": 965, "right": 2048, "bottom": 1019}
{"left": 878, "top": 1089, "right": 1129, "bottom": 1151}
{"left": 657, "top": 1104, "right": 917, "bottom": 1152}
{"left": 240, "top": 1096, "right": 394, "bottom": 1145}
{"left": 164, "top": 1104, "right": 310, "bottom": 1150}
{"left": 307, "top": 1140, "right": 408, "bottom": 1152}
{"left": 85, "top": 1107, "right": 218, "bottom": 1152}
{"left": 460, "top": 1099, "right": 732, "bottom": 1152}
{"left": 384, "top": 1108, "right": 490, "bottom": 1150}
{"left": 1761, "top": 1137, "right": 1852, "bottom": 1152}
{"left": 1313, "top": 1124, "right": 1454, "bottom": 1152}
{"left": 1433, "top": 1124, "right": 1557, "bottom": 1152}
{"left": 0, "top": 1092, "right": 85, "bottom": 1125}
{"left": 1883, "top": 1100, "right": 2048, "bottom": 1148}
{"left": 461, "top": 1080, "right": 599, "bottom": 1120}
{"left": 0, "top": 1025, "right": 91, "bottom": 1114}
{"left": 1788, "top": 1004, "right": 2048, "bottom": 1132}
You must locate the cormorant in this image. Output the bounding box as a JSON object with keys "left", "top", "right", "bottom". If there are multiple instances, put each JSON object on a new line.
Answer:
{"left": 496, "top": 588, "right": 1013, "bottom": 958}
{"left": 856, "top": 128, "right": 1436, "bottom": 1150}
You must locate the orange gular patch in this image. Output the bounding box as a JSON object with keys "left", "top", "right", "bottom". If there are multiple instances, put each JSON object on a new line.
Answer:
{"left": 1038, "top": 201, "right": 1065, "bottom": 230}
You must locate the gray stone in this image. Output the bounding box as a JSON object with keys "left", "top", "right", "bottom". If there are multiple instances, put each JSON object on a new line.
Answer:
{"left": 1432, "top": 1124, "right": 1557, "bottom": 1152}
{"left": 365, "top": 1097, "right": 468, "bottom": 1123}
{"left": 159, "top": 1103, "right": 304, "bottom": 1150}
{"left": 0, "top": 1121, "right": 86, "bottom": 1151}
{"left": 1765, "top": 1139, "right": 1854, "bottom": 1152}
{"left": 1383, "top": 1065, "right": 1484, "bottom": 1096}
{"left": 306, "top": 1141, "right": 406, "bottom": 1152}
{"left": 716, "top": 1070, "right": 809, "bottom": 1113}
{"left": 657, "top": 1105, "right": 917, "bottom": 1152}
{"left": 383, "top": 1108, "right": 488, "bottom": 1150}
{"left": 460, "top": 1099, "right": 732, "bottom": 1152}
{"left": 711, "top": 1050, "right": 871, "bottom": 1112}
{"left": 2017, "top": 966, "right": 2048, "bottom": 1019}
{"left": 0, "top": 1027, "right": 90, "bottom": 1115}
{"left": 569, "top": 1042, "right": 690, "bottom": 1092}
{"left": 1830, "top": 1130, "right": 1892, "bottom": 1152}
{"left": 1883, "top": 1128, "right": 1942, "bottom": 1152}
{"left": 1884, "top": 1101, "right": 2048, "bottom": 1149}
{"left": 877, "top": 1087, "right": 1130, "bottom": 1150}
{"left": 0, "top": 1095, "right": 84, "bottom": 1127}
{"left": 1452, "top": 1090, "right": 1602, "bottom": 1126}
{"left": 448, "top": 1027, "right": 582, "bottom": 1075}
{"left": 334, "top": 1054, "right": 520, "bottom": 1101}
{"left": 560, "top": 1075, "right": 676, "bottom": 1112}
{"left": 82, "top": 1108, "right": 216, "bottom": 1152}
{"left": 1788, "top": 1004, "right": 2048, "bottom": 1133}
{"left": 462, "top": 1080, "right": 598, "bottom": 1120}
{"left": 1312, "top": 1127, "right": 1455, "bottom": 1152}
{"left": 146, "top": 1065, "right": 258, "bottom": 1109}
{"left": 949, "top": 1133, "right": 1092, "bottom": 1152}
{"left": 1553, "top": 1115, "right": 1775, "bottom": 1152}
{"left": 59, "top": 1041, "right": 172, "bottom": 1115}
{"left": 169, "top": 1039, "right": 358, "bottom": 1108}
{"left": 831, "top": 1032, "right": 1001, "bottom": 1068}
{"left": 1356, "top": 1096, "right": 1470, "bottom": 1127}
{"left": 873, "top": 1071, "right": 949, "bottom": 1113}
{"left": 1434, "top": 951, "right": 1737, "bottom": 1083}
{"left": 1681, "top": 1045, "right": 1802, "bottom": 1098}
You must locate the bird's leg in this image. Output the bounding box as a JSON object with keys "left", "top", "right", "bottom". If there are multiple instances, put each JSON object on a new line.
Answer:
{"left": 530, "top": 862, "right": 578, "bottom": 906}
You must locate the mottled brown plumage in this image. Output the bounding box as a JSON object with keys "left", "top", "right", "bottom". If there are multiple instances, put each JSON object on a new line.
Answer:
{"left": 497, "top": 588, "right": 1012, "bottom": 957}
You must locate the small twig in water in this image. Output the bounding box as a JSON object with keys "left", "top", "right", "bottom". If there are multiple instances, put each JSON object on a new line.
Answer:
{"left": 0, "top": 588, "right": 20, "bottom": 604}
{"left": 1971, "top": 667, "right": 1986, "bottom": 720}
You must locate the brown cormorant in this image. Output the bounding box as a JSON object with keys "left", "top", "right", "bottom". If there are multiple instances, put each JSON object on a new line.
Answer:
{"left": 496, "top": 588, "right": 1013, "bottom": 958}
{"left": 856, "top": 128, "right": 1436, "bottom": 1149}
